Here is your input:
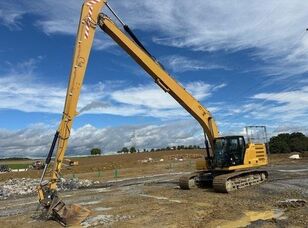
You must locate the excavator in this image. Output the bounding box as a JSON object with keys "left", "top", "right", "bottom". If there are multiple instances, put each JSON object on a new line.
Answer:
{"left": 37, "top": 0, "right": 269, "bottom": 226}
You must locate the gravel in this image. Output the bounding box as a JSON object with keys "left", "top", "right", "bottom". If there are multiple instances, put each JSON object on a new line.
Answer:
{"left": 0, "top": 178, "right": 95, "bottom": 200}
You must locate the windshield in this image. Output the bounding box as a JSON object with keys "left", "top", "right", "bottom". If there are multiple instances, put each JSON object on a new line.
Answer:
{"left": 213, "top": 137, "right": 245, "bottom": 167}
{"left": 214, "top": 138, "right": 227, "bottom": 153}
{"left": 213, "top": 138, "right": 227, "bottom": 167}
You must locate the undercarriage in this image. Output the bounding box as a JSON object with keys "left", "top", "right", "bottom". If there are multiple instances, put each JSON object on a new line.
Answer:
{"left": 179, "top": 169, "right": 268, "bottom": 193}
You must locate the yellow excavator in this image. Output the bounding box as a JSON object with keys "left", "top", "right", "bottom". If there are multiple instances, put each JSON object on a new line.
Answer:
{"left": 37, "top": 0, "right": 269, "bottom": 226}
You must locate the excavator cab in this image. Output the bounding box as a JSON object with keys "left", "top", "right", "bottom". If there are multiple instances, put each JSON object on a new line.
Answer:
{"left": 213, "top": 136, "right": 246, "bottom": 168}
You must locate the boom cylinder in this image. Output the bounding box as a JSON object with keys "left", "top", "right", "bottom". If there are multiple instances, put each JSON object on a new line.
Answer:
{"left": 40, "top": 131, "right": 59, "bottom": 184}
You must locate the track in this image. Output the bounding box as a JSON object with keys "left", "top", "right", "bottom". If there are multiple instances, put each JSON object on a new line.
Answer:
{"left": 212, "top": 170, "right": 268, "bottom": 193}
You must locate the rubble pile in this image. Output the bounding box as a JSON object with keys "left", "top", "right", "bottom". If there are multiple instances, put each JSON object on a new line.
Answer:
{"left": 165, "top": 153, "right": 203, "bottom": 160}
{"left": 58, "top": 178, "right": 94, "bottom": 190}
{"left": 276, "top": 199, "right": 307, "bottom": 208}
{"left": 0, "top": 177, "right": 95, "bottom": 200}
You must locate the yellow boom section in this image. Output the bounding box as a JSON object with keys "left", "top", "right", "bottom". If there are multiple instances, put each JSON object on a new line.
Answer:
{"left": 98, "top": 14, "right": 219, "bottom": 145}
{"left": 49, "top": 0, "right": 107, "bottom": 190}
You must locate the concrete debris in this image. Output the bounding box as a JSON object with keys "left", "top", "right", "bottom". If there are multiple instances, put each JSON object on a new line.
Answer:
{"left": 81, "top": 214, "right": 133, "bottom": 227}
{"left": 94, "top": 207, "right": 112, "bottom": 212}
{"left": 79, "top": 200, "right": 102, "bottom": 206}
{"left": 11, "top": 169, "right": 28, "bottom": 172}
{"left": 139, "top": 194, "right": 182, "bottom": 203}
{"left": 276, "top": 199, "right": 307, "bottom": 208}
{"left": 0, "top": 178, "right": 95, "bottom": 200}
{"left": 58, "top": 178, "right": 93, "bottom": 191}
{"left": 166, "top": 154, "right": 202, "bottom": 160}
{"left": 289, "top": 154, "right": 300, "bottom": 159}
{"left": 0, "top": 165, "right": 10, "bottom": 173}
{"left": 140, "top": 158, "right": 154, "bottom": 163}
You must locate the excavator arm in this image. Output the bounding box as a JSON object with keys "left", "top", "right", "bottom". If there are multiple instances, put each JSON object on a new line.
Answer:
{"left": 37, "top": 0, "right": 219, "bottom": 225}
{"left": 97, "top": 14, "right": 219, "bottom": 145}
{"left": 37, "top": 0, "right": 108, "bottom": 225}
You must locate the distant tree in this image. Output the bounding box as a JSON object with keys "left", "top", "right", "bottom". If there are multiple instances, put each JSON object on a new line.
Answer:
{"left": 269, "top": 137, "right": 290, "bottom": 154}
{"left": 150, "top": 148, "right": 155, "bottom": 152}
{"left": 121, "top": 147, "right": 129, "bottom": 153}
{"left": 130, "top": 146, "right": 136, "bottom": 153}
{"left": 188, "top": 145, "right": 193, "bottom": 149}
{"left": 269, "top": 132, "right": 308, "bottom": 153}
{"left": 91, "top": 148, "right": 101, "bottom": 156}
{"left": 166, "top": 146, "right": 171, "bottom": 150}
{"left": 289, "top": 132, "right": 307, "bottom": 152}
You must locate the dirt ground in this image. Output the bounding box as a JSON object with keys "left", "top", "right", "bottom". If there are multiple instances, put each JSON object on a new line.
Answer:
{"left": 0, "top": 150, "right": 203, "bottom": 182}
{"left": 0, "top": 151, "right": 307, "bottom": 227}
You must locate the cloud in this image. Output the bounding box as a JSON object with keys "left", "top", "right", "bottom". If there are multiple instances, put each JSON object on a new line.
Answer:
{"left": 0, "top": 3, "right": 25, "bottom": 30}
{"left": 111, "top": 0, "right": 308, "bottom": 77}
{"left": 0, "top": 123, "right": 54, "bottom": 157}
{"left": 0, "top": 59, "right": 224, "bottom": 119}
{"left": 2, "top": 117, "right": 306, "bottom": 158}
{"left": 215, "top": 86, "right": 308, "bottom": 134}
{"left": 250, "top": 86, "right": 308, "bottom": 121}
{"left": 0, "top": 120, "right": 204, "bottom": 157}
{"left": 162, "top": 55, "right": 226, "bottom": 73}
{"left": 2, "top": 1, "right": 308, "bottom": 76}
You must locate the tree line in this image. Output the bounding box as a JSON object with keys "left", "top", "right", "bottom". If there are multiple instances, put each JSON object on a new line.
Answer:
{"left": 269, "top": 132, "right": 308, "bottom": 153}
{"left": 90, "top": 145, "right": 202, "bottom": 155}
{"left": 117, "top": 145, "right": 202, "bottom": 154}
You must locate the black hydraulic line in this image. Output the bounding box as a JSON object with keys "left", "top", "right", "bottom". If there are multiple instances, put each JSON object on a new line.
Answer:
{"left": 104, "top": 3, "right": 161, "bottom": 63}
{"left": 45, "top": 131, "right": 59, "bottom": 165}
{"left": 105, "top": 2, "right": 125, "bottom": 26}
{"left": 123, "top": 24, "right": 153, "bottom": 57}
{"left": 205, "top": 139, "right": 212, "bottom": 167}
{"left": 40, "top": 131, "right": 59, "bottom": 184}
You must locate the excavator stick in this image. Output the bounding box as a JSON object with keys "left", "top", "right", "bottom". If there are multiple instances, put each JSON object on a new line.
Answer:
{"left": 37, "top": 0, "right": 107, "bottom": 226}
{"left": 36, "top": 130, "right": 91, "bottom": 226}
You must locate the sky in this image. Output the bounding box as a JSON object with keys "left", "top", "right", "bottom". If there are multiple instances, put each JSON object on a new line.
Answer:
{"left": 0, "top": 0, "right": 308, "bottom": 157}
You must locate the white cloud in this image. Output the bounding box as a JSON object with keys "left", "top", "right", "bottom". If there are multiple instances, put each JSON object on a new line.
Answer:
{"left": 215, "top": 86, "right": 308, "bottom": 133}
{"left": 93, "top": 36, "right": 115, "bottom": 50}
{"left": 162, "top": 55, "right": 226, "bottom": 73}
{"left": 0, "top": 123, "right": 54, "bottom": 157}
{"left": 112, "top": 0, "right": 308, "bottom": 77}
{"left": 250, "top": 86, "right": 308, "bottom": 121}
{"left": 0, "top": 120, "right": 204, "bottom": 157}
{"left": 111, "top": 85, "right": 178, "bottom": 109}
{"left": 2, "top": 1, "right": 308, "bottom": 76}
{"left": 0, "top": 3, "right": 25, "bottom": 29}
{"left": 0, "top": 60, "right": 224, "bottom": 119}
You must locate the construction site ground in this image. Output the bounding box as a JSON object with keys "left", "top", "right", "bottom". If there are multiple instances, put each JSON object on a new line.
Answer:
{"left": 0, "top": 150, "right": 307, "bottom": 227}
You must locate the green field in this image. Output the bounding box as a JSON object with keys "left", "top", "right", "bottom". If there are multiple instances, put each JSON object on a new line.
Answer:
{"left": 5, "top": 163, "right": 30, "bottom": 169}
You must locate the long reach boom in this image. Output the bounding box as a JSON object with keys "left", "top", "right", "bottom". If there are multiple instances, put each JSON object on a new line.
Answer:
{"left": 37, "top": 0, "right": 256, "bottom": 226}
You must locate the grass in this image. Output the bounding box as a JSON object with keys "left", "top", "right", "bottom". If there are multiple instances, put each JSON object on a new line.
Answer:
{"left": 6, "top": 163, "right": 30, "bottom": 169}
